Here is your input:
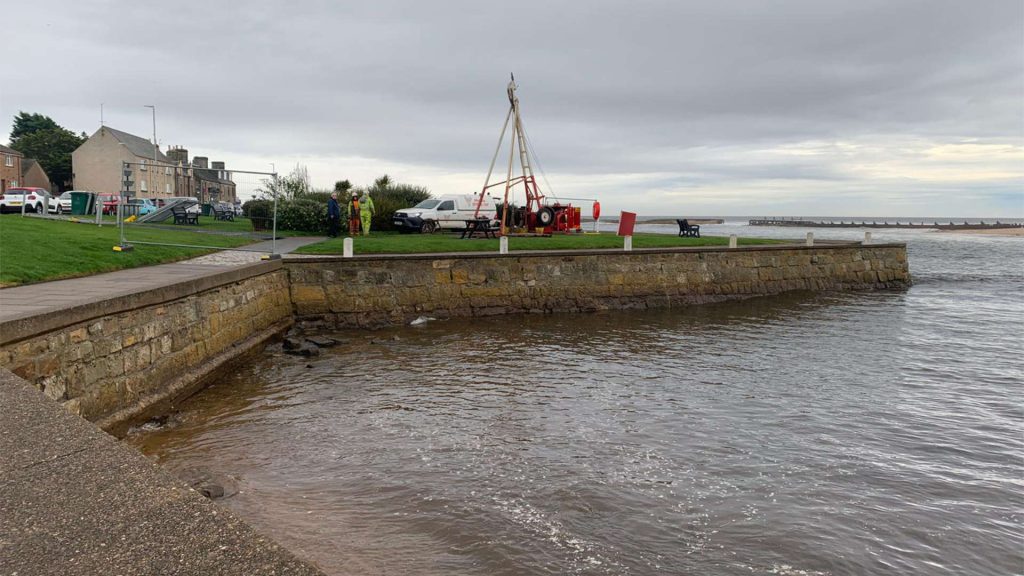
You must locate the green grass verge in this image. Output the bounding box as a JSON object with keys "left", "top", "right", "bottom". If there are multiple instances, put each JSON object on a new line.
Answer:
{"left": 296, "top": 231, "right": 781, "bottom": 255}
{"left": 0, "top": 216, "right": 258, "bottom": 286}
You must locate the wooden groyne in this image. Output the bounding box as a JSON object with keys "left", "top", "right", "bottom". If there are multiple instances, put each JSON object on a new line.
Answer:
{"left": 748, "top": 218, "right": 1023, "bottom": 230}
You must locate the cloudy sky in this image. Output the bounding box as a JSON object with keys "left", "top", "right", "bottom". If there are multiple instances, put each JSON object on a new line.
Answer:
{"left": 3, "top": 0, "right": 1022, "bottom": 216}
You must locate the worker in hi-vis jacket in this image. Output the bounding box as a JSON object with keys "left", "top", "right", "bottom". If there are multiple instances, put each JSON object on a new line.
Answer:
{"left": 346, "top": 192, "right": 361, "bottom": 236}
{"left": 359, "top": 190, "right": 375, "bottom": 235}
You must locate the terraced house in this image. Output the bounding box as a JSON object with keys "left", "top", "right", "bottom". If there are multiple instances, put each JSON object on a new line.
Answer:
{"left": 1, "top": 144, "right": 24, "bottom": 193}
{"left": 72, "top": 126, "right": 179, "bottom": 197}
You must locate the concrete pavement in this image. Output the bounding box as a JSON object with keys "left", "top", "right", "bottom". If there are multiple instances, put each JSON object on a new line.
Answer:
{"left": 0, "top": 368, "right": 325, "bottom": 576}
{"left": 0, "top": 237, "right": 323, "bottom": 325}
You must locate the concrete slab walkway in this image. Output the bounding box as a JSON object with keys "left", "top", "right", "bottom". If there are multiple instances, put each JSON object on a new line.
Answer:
{"left": 0, "top": 237, "right": 324, "bottom": 324}
{"left": 0, "top": 368, "right": 325, "bottom": 575}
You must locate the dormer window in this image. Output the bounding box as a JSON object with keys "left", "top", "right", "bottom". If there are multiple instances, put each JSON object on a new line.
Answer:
{"left": 4, "top": 155, "right": 12, "bottom": 167}
{"left": 140, "top": 159, "right": 147, "bottom": 171}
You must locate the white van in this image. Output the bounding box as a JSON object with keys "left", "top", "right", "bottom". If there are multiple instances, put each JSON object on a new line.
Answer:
{"left": 393, "top": 194, "right": 497, "bottom": 233}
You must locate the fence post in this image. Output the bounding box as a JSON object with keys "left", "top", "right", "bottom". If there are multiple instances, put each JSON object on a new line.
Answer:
{"left": 864, "top": 231, "right": 872, "bottom": 244}
{"left": 499, "top": 236, "right": 508, "bottom": 254}
{"left": 729, "top": 235, "right": 737, "bottom": 248}
{"left": 624, "top": 235, "right": 632, "bottom": 251}
{"left": 806, "top": 232, "right": 814, "bottom": 246}
{"left": 343, "top": 237, "right": 353, "bottom": 258}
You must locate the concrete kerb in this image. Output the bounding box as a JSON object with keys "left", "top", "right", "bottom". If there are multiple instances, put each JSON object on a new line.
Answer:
{"left": 0, "top": 260, "right": 283, "bottom": 347}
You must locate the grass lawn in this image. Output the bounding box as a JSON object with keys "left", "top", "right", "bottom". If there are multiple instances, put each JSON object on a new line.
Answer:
{"left": 296, "top": 231, "right": 782, "bottom": 255}
{"left": 0, "top": 215, "right": 259, "bottom": 286}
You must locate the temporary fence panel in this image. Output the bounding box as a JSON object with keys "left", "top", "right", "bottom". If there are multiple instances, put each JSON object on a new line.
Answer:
{"left": 116, "top": 161, "right": 280, "bottom": 255}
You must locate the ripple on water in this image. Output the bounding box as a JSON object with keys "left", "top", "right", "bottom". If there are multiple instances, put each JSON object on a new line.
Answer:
{"left": 128, "top": 230, "right": 1024, "bottom": 576}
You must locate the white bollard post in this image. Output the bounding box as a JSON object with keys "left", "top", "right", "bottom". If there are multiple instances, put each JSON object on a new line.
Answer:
{"left": 499, "top": 235, "right": 509, "bottom": 254}
{"left": 593, "top": 217, "right": 600, "bottom": 233}
{"left": 806, "top": 232, "right": 814, "bottom": 246}
{"left": 624, "top": 235, "right": 633, "bottom": 251}
{"left": 343, "top": 237, "right": 353, "bottom": 258}
{"left": 864, "top": 231, "right": 872, "bottom": 244}
{"left": 729, "top": 235, "right": 738, "bottom": 249}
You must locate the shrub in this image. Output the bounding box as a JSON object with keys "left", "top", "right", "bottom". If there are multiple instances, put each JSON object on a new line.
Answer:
{"left": 276, "top": 198, "right": 329, "bottom": 234}
{"left": 242, "top": 199, "right": 272, "bottom": 219}
{"left": 364, "top": 183, "right": 432, "bottom": 232}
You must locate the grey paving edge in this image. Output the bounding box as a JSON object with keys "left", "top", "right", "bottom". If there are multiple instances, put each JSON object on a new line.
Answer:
{"left": 0, "top": 367, "right": 326, "bottom": 576}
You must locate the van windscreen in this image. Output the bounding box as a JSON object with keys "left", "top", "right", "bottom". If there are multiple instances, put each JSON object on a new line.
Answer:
{"left": 413, "top": 199, "right": 440, "bottom": 209}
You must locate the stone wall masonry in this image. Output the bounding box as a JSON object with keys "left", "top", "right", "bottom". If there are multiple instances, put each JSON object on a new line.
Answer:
{"left": 0, "top": 268, "right": 293, "bottom": 429}
{"left": 286, "top": 243, "right": 911, "bottom": 328}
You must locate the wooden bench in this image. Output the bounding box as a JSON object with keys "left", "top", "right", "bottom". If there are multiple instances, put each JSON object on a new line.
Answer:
{"left": 171, "top": 205, "right": 199, "bottom": 225}
{"left": 460, "top": 219, "right": 498, "bottom": 239}
{"left": 677, "top": 219, "right": 700, "bottom": 238}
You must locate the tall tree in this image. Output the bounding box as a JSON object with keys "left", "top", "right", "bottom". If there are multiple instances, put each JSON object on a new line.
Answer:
{"left": 10, "top": 125, "right": 84, "bottom": 192}
{"left": 334, "top": 179, "right": 353, "bottom": 193}
{"left": 10, "top": 112, "right": 60, "bottom": 142}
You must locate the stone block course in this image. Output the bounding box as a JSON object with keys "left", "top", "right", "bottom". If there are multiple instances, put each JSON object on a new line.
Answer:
{"left": 0, "top": 270, "right": 292, "bottom": 426}
{"left": 289, "top": 243, "right": 910, "bottom": 329}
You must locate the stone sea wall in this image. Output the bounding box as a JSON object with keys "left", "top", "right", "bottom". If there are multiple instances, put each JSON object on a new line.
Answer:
{"left": 0, "top": 265, "right": 292, "bottom": 430}
{"left": 287, "top": 243, "right": 911, "bottom": 328}
{"left": 0, "top": 243, "right": 909, "bottom": 430}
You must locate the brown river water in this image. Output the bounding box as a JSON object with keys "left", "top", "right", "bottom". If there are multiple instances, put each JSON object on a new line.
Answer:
{"left": 128, "top": 223, "right": 1023, "bottom": 575}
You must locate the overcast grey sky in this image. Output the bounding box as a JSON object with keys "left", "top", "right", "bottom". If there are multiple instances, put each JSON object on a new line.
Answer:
{"left": 3, "top": 0, "right": 1022, "bottom": 216}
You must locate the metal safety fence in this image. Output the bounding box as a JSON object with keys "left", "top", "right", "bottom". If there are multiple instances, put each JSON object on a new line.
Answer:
{"left": 113, "top": 161, "right": 281, "bottom": 256}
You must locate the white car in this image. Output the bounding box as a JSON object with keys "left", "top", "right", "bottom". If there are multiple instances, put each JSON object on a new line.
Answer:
{"left": 0, "top": 187, "right": 51, "bottom": 214}
{"left": 50, "top": 191, "right": 75, "bottom": 214}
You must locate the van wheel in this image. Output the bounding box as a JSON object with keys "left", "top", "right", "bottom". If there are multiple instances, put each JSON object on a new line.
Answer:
{"left": 421, "top": 220, "right": 437, "bottom": 234}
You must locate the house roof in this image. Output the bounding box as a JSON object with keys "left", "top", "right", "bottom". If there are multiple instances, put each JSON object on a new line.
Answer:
{"left": 102, "top": 127, "right": 172, "bottom": 163}
{"left": 194, "top": 167, "right": 235, "bottom": 186}
{"left": 0, "top": 144, "right": 23, "bottom": 157}
{"left": 21, "top": 158, "right": 40, "bottom": 177}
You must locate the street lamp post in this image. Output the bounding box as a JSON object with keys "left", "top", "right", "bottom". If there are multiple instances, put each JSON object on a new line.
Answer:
{"left": 143, "top": 105, "right": 157, "bottom": 162}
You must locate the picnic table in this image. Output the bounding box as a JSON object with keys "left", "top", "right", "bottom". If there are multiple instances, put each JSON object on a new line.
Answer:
{"left": 461, "top": 219, "right": 498, "bottom": 239}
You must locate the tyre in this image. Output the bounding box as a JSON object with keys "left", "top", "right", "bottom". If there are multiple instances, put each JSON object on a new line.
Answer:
{"left": 56, "top": 204, "right": 63, "bottom": 215}
{"left": 421, "top": 220, "right": 437, "bottom": 234}
{"left": 536, "top": 207, "right": 555, "bottom": 227}
{"left": 35, "top": 203, "right": 45, "bottom": 214}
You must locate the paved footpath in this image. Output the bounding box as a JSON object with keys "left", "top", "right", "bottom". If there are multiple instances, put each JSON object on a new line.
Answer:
{"left": 0, "top": 236, "right": 323, "bottom": 324}
{"left": 0, "top": 237, "right": 329, "bottom": 575}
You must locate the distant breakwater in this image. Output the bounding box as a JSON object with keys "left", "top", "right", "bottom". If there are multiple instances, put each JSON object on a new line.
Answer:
{"left": 749, "top": 218, "right": 1023, "bottom": 230}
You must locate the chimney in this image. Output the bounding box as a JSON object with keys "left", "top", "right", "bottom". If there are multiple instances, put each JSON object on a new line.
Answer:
{"left": 211, "top": 161, "right": 225, "bottom": 170}
{"left": 166, "top": 147, "right": 189, "bottom": 166}
{"left": 193, "top": 156, "right": 209, "bottom": 169}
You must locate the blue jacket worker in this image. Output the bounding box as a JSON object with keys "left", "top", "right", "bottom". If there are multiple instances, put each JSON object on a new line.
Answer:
{"left": 327, "top": 192, "right": 341, "bottom": 238}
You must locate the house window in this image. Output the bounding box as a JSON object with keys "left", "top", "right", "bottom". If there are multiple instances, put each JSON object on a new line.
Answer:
{"left": 165, "top": 166, "right": 171, "bottom": 175}
{"left": 141, "top": 180, "right": 148, "bottom": 192}
{"left": 165, "top": 183, "right": 171, "bottom": 194}
{"left": 140, "top": 159, "right": 147, "bottom": 171}
{"left": 4, "top": 155, "right": 12, "bottom": 167}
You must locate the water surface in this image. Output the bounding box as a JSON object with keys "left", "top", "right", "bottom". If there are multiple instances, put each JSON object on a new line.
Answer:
{"left": 130, "top": 225, "right": 1024, "bottom": 575}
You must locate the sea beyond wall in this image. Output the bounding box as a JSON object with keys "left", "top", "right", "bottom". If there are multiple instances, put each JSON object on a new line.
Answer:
{"left": 1, "top": 242, "right": 909, "bottom": 430}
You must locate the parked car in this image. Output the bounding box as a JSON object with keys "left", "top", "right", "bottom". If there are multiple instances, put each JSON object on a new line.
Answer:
{"left": 49, "top": 191, "right": 73, "bottom": 214}
{"left": 97, "top": 194, "right": 121, "bottom": 215}
{"left": 0, "top": 187, "right": 51, "bottom": 214}
{"left": 130, "top": 198, "right": 157, "bottom": 215}
{"left": 392, "top": 193, "right": 497, "bottom": 233}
